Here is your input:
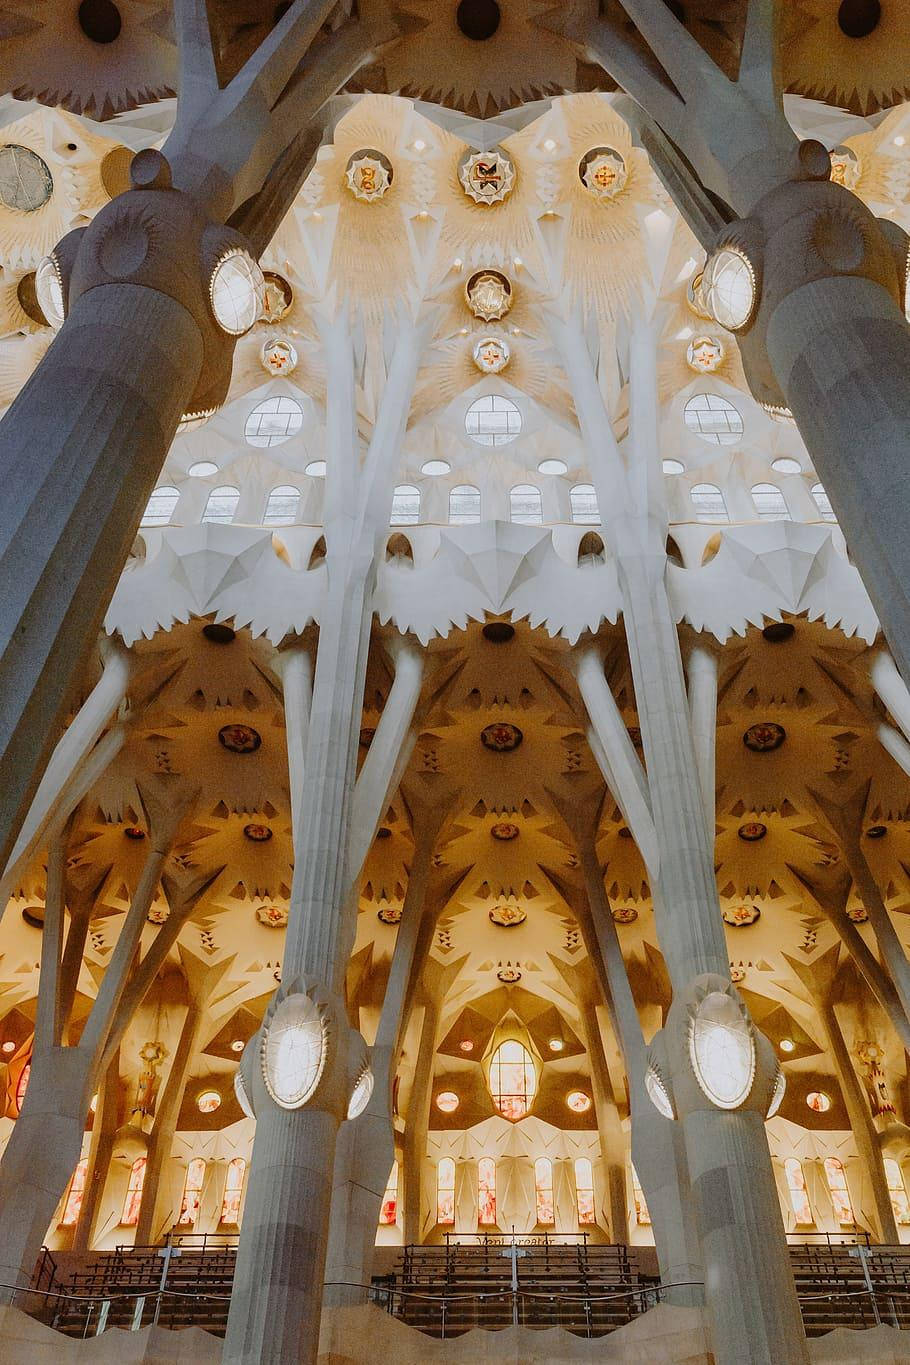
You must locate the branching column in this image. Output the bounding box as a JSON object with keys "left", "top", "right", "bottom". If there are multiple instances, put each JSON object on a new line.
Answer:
{"left": 224, "top": 315, "right": 425, "bottom": 1365}
{"left": 558, "top": 312, "right": 807, "bottom": 1363}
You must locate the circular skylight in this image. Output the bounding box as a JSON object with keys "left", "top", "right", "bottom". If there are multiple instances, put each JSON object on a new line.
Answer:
{"left": 662, "top": 459, "right": 685, "bottom": 474}
{"left": 538, "top": 459, "right": 567, "bottom": 475}
{"left": 684, "top": 393, "right": 743, "bottom": 446}
{"left": 305, "top": 460, "right": 326, "bottom": 477}
{"left": 0, "top": 145, "right": 53, "bottom": 213}
{"left": 421, "top": 460, "right": 451, "bottom": 476}
{"left": 465, "top": 394, "right": 522, "bottom": 447}
{"left": 188, "top": 461, "right": 219, "bottom": 477}
{"left": 245, "top": 394, "right": 304, "bottom": 448}
{"left": 771, "top": 458, "right": 802, "bottom": 474}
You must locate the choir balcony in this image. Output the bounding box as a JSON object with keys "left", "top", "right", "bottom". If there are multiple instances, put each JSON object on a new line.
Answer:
{"left": 16, "top": 1232, "right": 910, "bottom": 1342}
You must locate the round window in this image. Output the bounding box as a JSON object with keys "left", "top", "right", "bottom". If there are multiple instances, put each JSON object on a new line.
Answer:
{"left": 245, "top": 395, "right": 304, "bottom": 448}
{"left": 0, "top": 145, "right": 53, "bottom": 212}
{"left": 684, "top": 394, "right": 743, "bottom": 447}
{"left": 465, "top": 394, "right": 522, "bottom": 447}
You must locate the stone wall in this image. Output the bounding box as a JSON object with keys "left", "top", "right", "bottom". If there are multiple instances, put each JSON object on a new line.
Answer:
{"left": 0, "top": 1301, "right": 907, "bottom": 1363}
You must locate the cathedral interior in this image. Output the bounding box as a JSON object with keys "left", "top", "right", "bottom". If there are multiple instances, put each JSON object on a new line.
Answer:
{"left": 1, "top": 3, "right": 910, "bottom": 1363}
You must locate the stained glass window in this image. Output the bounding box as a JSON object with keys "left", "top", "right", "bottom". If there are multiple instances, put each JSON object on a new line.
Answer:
{"left": 574, "top": 1157, "right": 595, "bottom": 1225}
{"left": 178, "top": 1158, "right": 206, "bottom": 1227}
{"left": 631, "top": 1164, "right": 651, "bottom": 1227}
{"left": 811, "top": 483, "right": 836, "bottom": 523}
{"left": 437, "top": 1157, "right": 455, "bottom": 1226}
{"left": 391, "top": 485, "right": 420, "bottom": 525}
{"left": 263, "top": 485, "right": 300, "bottom": 526}
{"left": 569, "top": 485, "right": 600, "bottom": 525}
{"left": 379, "top": 1161, "right": 398, "bottom": 1226}
{"left": 121, "top": 1156, "right": 146, "bottom": 1226}
{"left": 509, "top": 484, "right": 542, "bottom": 525}
{"left": 14, "top": 1061, "right": 30, "bottom": 1114}
{"left": 534, "top": 1157, "right": 554, "bottom": 1226}
{"left": 141, "top": 486, "right": 180, "bottom": 527}
{"left": 784, "top": 1157, "right": 813, "bottom": 1225}
{"left": 690, "top": 483, "right": 728, "bottom": 523}
{"left": 449, "top": 485, "right": 481, "bottom": 524}
{"left": 60, "top": 1158, "right": 88, "bottom": 1227}
{"left": 202, "top": 486, "right": 240, "bottom": 524}
{"left": 478, "top": 1157, "right": 497, "bottom": 1226}
{"left": 824, "top": 1157, "right": 854, "bottom": 1225}
{"left": 751, "top": 483, "right": 790, "bottom": 521}
{"left": 221, "top": 1157, "right": 246, "bottom": 1225}
{"left": 885, "top": 1159, "right": 910, "bottom": 1224}
{"left": 489, "top": 1040, "right": 536, "bottom": 1120}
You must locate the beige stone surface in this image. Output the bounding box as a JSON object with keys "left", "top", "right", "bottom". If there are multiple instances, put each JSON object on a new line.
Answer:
{"left": 4, "top": 1301, "right": 910, "bottom": 1363}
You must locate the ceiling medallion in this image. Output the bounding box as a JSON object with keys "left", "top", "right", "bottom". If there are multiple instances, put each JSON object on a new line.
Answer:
{"left": 481, "top": 722, "right": 523, "bottom": 752}
{"left": 847, "top": 905, "right": 869, "bottom": 923}
{"left": 458, "top": 147, "right": 515, "bottom": 205}
{"left": 612, "top": 906, "right": 638, "bottom": 924}
{"left": 473, "top": 335, "right": 510, "bottom": 374}
{"left": 489, "top": 904, "right": 527, "bottom": 928}
{"left": 829, "top": 144, "right": 861, "bottom": 190}
{"left": 260, "top": 336, "right": 298, "bottom": 377}
{"left": 738, "top": 821, "right": 767, "bottom": 842}
{"left": 147, "top": 905, "right": 169, "bottom": 924}
{"left": 219, "top": 723, "right": 262, "bottom": 754}
{"left": 723, "top": 903, "right": 761, "bottom": 927}
{"left": 345, "top": 148, "right": 393, "bottom": 203}
{"left": 256, "top": 904, "right": 288, "bottom": 929}
{"left": 497, "top": 964, "right": 522, "bottom": 983}
{"left": 743, "top": 721, "right": 786, "bottom": 752}
{"left": 686, "top": 335, "right": 725, "bottom": 373}
{"left": 260, "top": 271, "right": 293, "bottom": 322}
{"left": 465, "top": 269, "right": 513, "bottom": 322}
{"left": 377, "top": 905, "right": 403, "bottom": 925}
{"left": 730, "top": 965, "right": 746, "bottom": 983}
{"left": 578, "top": 146, "right": 627, "bottom": 199}
{"left": 123, "top": 825, "right": 146, "bottom": 840}
{"left": 243, "top": 823, "right": 273, "bottom": 842}
{"left": 490, "top": 821, "right": 519, "bottom": 841}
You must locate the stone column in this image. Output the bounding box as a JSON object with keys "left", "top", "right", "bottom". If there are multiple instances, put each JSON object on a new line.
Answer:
{"left": 684, "top": 638, "right": 719, "bottom": 844}
{"left": 557, "top": 310, "right": 807, "bottom": 1362}
{"left": 402, "top": 996, "right": 440, "bottom": 1247}
{"left": 224, "top": 317, "right": 425, "bottom": 1365}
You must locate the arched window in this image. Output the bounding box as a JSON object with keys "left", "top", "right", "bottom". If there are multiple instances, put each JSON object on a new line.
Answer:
{"left": 437, "top": 1157, "right": 456, "bottom": 1226}
{"left": 569, "top": 484, "right": 600, "bottom": 525}
{"left": 379, "top": 1161, "right": 398, "bottom": 1226}
{"left": 390, "top": 485, "right": 420, "bottom": 525}
{"left": 574, "top": 1157, "right": 595, "bottom": 1225}
{"left": 449, "top": 484, "right": 481, "bottom": 525}
{"left": 684, "top": 393, "right": 743, "bottom": 445}
{"left": 244, "top": 394, "right": 304, "bottom": 448}
{"left": 534, "top": 1157, "right": 554, "bottom": 1226}
{"left": 690, "top": 484, "right": 728, "bottom": 523}
{"left": 263, "top": 485, "right": 300, "bottom": 526}
{"left": 811, "top": 483, "right": 836, "bottom": 522}
{"left": 478, "top": 1157, "right": 497, "bottom": 1226}
{"left": 141, "top": 486, "right": 180, "bottom": 527}
{"left": 488, "top": 1040, "right": 537, "bottom": 1121}
{"left": 121, "top": 1156, "right": 146, "bottom": 1226}
{"left": 60, "top": 1158, "right": 88, "bottom": 1227}
{"left": 885, "top": 1159, "right": 910, "bottom": 1224}
{"left": 178, "top": 1158, "right": 206, "bottom": 1227}
{"left": 509, "top": 484, "right": 542, "bottom": 525}
{"left": 631, "top": 1164, "right": 651, "bottom": 1227}
{"left": 221, "top": 1157, "right": 246, "bottom": 1225}
{"left": 751, "top": 483, "right": 791, "bottom": 520}
{"left": 823, "top": 1157, "right": 854, "bottom": 1225}
{"left": 784, "top": 1158, "right": 813, "bottom": 1225}
{"left": 202, "top": 486, "right": 240, "bottom": 524}
{"left": 465, "top": 394, "right": 522, "bottom": 447}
